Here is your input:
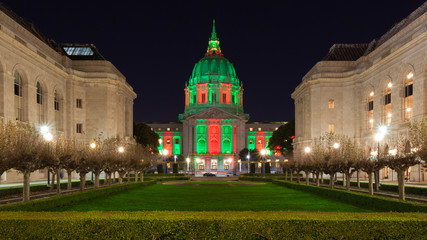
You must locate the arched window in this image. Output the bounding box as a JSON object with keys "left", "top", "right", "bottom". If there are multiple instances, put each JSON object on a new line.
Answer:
{"left": 36, "top": 82, "right": 44, "bottom": 124}
{"left": 54, "top": 90, "right": 62, "bottom": 130}
{"left": 222, "top": 139, "right": 231, "bottom": 154}
{"left": 384, "top": 83, "right": 392, "bottom": 125}
{"left": 14, "top": 72, "right": 23, "bottom": 121}
{"left": 197, "top": 139, "right": 207, "bottom": 154}
{"left": 404, "top": 72, "right": 413, "bottom": 121}
{"left": 367, "top": 91, "right": 374, "bottom": 130}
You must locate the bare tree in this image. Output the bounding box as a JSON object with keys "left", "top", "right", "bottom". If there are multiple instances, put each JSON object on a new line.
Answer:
{"left": 7, "top": 122, "right": 53, "bottom": 201}
{"left": 0, "top": 121, "right": 12, "bottom": 184}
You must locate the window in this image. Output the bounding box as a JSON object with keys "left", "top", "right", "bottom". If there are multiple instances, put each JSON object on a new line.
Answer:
{"left": 54, "top": 91, "right": 61, "bottom": 130}
{"left": 222, "top": 93, "right": 227, "bottom": 103}
{"left": 405, "top": 72, "right": 414, "bottom": 121}
{"left": 76, "top": 123, "right": 83, "bottom": 134}
{"left": 76, "top": 99, "right": 82, "bottom": 108}
{"left": 212, "top": 93, "right": 216, "bottom": 103}
{"left": 249, "top": 128, "right": 253, "bottom": 131}
{"left": 193, "top": 95, "right": 197, "bottom": 104}
{"left": 36, "top": 82, "right": 44, "bottom": 124}
{"left": 201, "top": 93, "right": 206, "bottom": 103}
{"left": 368, "top": 92, "right": 374, "bottom": 130}
{"left": 329, "top": 124, "right": 334, "bottom": 134}
{"left": 175, "top": 138, "right": 179, "bottom": 144}
{"left": 275, "top": 162, "right": 280, "bottom": 168}
{"left": 328, "top": 99, "right": 334, "bottom": 109}
{"left": 198, "top": 164, "right": 204, "bottom": 170}
{"left": 14, "top": 72, "right": 23, "bottom": 121}
{"left": 167, "top": 128, "right": 170, "bottom": 131}
{"left": 224, "top": 163, "right": 230, "bottom": 170}
{"left": 166, "top": 139, "right": 171, "bottom": 144}
{"left": 258, "top": 128, "right": 261, "bottom": 131}
{"left": 211, "top": 160, "right": 217, "bottom": 170}
{"left": 384, "top": 86, "right": 391, "bottom": 125}
{"left": 249, "top": 139, "right": 253, "bottom": 144}
{"left": 231, "top": 95, "right": 235, "bottom": 104}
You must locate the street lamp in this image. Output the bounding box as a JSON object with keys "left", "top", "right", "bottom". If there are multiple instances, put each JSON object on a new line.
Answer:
{"left": 42, "top": 129, "right": 53, "bottom": 188}
{"left": 304, "top": 147, "right": 311, "bottom": 153}
{"left": 333, "top": 142, "right": 339, "bottom": 149}
{"left": 247, "top": 153, "right": 250, "bottom": 173}
{"left": 118, "top": 146, "right": 125, "bottom": 153}
{"left": 261, "top": 149, "right": 266, "bottom": 177}
{"left": 162, "top": 149, "right": 168, "bottom": 177}
{"left": 186, "top": 157, "right": 190, "bottom": 173}
{"left": 90, "top": 142, "right": 96, "bottom": 149}
{"left": 374, "top": 126, "right": 387, "bottom": 188}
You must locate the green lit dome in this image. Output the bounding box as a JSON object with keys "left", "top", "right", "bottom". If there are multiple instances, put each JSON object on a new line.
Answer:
{"left": 190, "top": 55, "right": 238, "bottom": 85}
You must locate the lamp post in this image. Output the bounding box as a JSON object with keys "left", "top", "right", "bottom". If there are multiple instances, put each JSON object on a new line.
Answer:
{"left": 247, "top": 153, "right": 250, "bottom": 173}
{"left": 374, "top": 125, "right": 387, "bottom": 189}
{"left": 90, "top": 142, "right": 96, "bottom": 182}
{"left": 261, "top": 149, "right": 266, "bottom": 177}
{"left": 186, "top": 157, "right": 190, "bottom": 173}
{"left": 162, "top": 149, "right": 168, "bottom": 177}
{"left": 43, "top": 131, "right": 53, "bottom": 188}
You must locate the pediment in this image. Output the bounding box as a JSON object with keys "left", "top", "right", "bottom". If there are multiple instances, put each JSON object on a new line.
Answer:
{"left": 184, "top": 107, "right": 245, "bottom": 120}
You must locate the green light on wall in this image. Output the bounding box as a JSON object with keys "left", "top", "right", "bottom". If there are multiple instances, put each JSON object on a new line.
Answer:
{"left": 173, "top": 136, "right": 181, "bottom": 155}
{"left": 196, "top": 125, "right": 207, "bottom": 154}
{"left": 157, "top": 135, "right": 164, "bottom": 154}
{"left": 248, "top": 136, "right": 255, "bottom": 151}
{"left": 265, "top": 136, "right": 272, "bottom": 155}
{"left": 221, "top": 125, "right": 233, "bottom": 154}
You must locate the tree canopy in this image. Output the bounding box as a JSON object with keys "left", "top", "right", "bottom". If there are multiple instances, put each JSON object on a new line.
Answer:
{"left": 133, "top": 122, "right": 160, "bottom": 153}
{"left": 267, "top": 119, "right": 295, "bottom": 155}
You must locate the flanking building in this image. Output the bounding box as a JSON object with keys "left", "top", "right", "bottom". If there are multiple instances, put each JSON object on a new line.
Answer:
{"left": 147, "top": 22, "right": 286, "bottom": 175}
{"left": 292, "top": 2, "right": 427, "bottom": 182}
{"left": 0, "top": 3, "right": 136, "bottom": 183}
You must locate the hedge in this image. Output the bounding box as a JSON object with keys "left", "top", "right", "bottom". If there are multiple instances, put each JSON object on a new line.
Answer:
{"left": 0, "top": 180, "right": 157, "bottom": 212}
{"left": 272, "top": 180, "right": 427, "bottom": 213}
{"left": 0, "top": 211, "right": 425, "bottom": 239}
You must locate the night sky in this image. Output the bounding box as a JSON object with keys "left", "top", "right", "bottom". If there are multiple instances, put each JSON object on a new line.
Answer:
{"left": 2, "top": 0, "right": 426, "bottom": 122}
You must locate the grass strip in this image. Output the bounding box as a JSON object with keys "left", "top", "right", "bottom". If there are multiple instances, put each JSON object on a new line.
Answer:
{"left": 0, "top": 211, "right": 425, "bottom": 239}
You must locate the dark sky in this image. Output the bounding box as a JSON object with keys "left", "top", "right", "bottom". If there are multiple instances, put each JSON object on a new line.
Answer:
{"left": 2, "top": 0, "right": 426, "bottom": 122}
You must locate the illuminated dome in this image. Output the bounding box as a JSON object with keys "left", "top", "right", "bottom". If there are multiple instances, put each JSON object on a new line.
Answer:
{"left": 180, "top": 20, "right": 245, "bottom": 119}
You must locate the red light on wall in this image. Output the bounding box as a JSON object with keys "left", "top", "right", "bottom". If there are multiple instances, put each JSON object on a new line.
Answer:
{"left": 208, "top": 125, "right": 220, "bottom": 154}
{"left": 291, "top": 136, "right": 295, "bottom": 139}
{"left": 164, "top": 136, "right": 172, "bottom": 156}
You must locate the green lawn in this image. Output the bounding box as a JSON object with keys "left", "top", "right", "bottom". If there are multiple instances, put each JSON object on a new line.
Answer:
{"left": 60, "top": 182, "right": 370, "bottom": 212}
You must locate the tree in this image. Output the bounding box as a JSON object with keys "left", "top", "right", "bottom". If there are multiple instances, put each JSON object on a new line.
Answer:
{"left": 50, "top": 134, "right": 76, "bottom": 194}
{"left": 0, "top": 121, "right": 12, "bottom": 184}
{"left": 7, "top": 121, "right": 52, "bottom": 201}
{"left": 267, "top": 119, "right": 295, "bottom": 156}
{"left": 133, "top": 122, "right": 160, "bottom": 153}
{"left": 386, "top": 137, "right": 420, "bottom": 200}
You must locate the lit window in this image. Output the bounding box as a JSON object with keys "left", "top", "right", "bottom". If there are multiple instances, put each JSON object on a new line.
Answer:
{"left": 384, "top": 87, "right": 391, "bottom": 125}
{"left": 158, "top": 128, "right": 161, "bottom": 131}
{"left": 249, "top": 128, "right": 253, "bottom": 131}
{"left": 63, "top": 46, "right": 94, "bottom": 56}
{"left": 258, "top": 128, "right": 261, "bottom": 131}
{"left": 36, "top": 82, "right": 44, "bottom": 124}
{"left": 76, "top": 123, "right": 83, "bottom": 134}
{"left": 176, "top": 128, "right": 179, "bottom": 131}
{"left": 166, "top": 139, "right": 171, "bottom": 144}
{"left": 328, "top": 99, "right": 334, "bottom": 109}
{"left": 175, "top": 138, "right": 179, "bottom": 144}
{"left": 14, "top": 72, "right": 23, "bottom": 121}
{"left": 167, "top": 128, "right": 170, "bottom": 131}
{"left": 405, "top": 72, "right": 413, "bottom": 121}
{"left": 275, "top": 127, "right": 278, "bottom": 130}
{"left": 76, "top": 99, "right": 82, "bottom": 108}
{"left": 368, "top": 92, "right": 374, "bottom": 130}
{"left": 329, "top": 124, "right": 334, "bottom": 134}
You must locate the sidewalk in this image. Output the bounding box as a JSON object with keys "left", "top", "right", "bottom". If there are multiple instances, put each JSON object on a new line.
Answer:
{"left": 0, "top": 179, "right": 73, "bottom": 188}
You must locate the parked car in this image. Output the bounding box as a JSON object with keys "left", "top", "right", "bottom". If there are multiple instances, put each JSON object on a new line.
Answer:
{"left": 203, "top": 172, "right": 216, "bottom": 177}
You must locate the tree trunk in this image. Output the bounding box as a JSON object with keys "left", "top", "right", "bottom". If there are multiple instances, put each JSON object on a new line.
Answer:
{"left": 296, "top": 171, "right": 300, "bottom": 184}
{"left": 79, "top": 173, "right": 86, "bottom": 191}
{"left": 368, "top": 172, "right": 373, "bottom": 195}
{"left": 321, "top": 172, "right": 324, "bottom": 184}
{"left": 357, "top": 170, "right": 360, "bottom": 189}
{"left": 135, "top": 171, "right": 139, "bottom": 182}
{"left": 109, "top": 173, "right": 113, "bottom": 186}
{"left": 284, "top": 171, "right": 288, "bottom": 181}
{"left": 67, "top": 169, "right": 72, "bottom": 190}
{"left": 374, "top": 171, "right": 379, "bottom": 191}
{"left": 305, "top": 171, "right": 309, "bottom": 185}
{"left": 330, "top": 174, "right": 334, "bottom": 189}
{"left": 140, "top": 172, "right": 144, "bottom": 182}
{"left": 127, "top": 172, "right": 131, "bottom": 182}
{"left": 397, "top": 169, "right": 405, "bottom": 201}
{"left": 316, "top": 173, "right": 320, "bottom": 186}
{"left": 94, "top": 171, "right": 100, "bottom": 188}
{"left": 290, "top": 172, "right": 293, "bottom": 182}
{"left": 119, "top": 172, "right": 125, "bottom": 184}
{"left": 56, "top": 168, "right": 61, "bottom": 194}
{"left": 51, "top": 171, "right": 56, "bottom": 190}
{"left": 346, "top": 172, "right": 351, "bottom": 191}
{"left": 23, "top": 171, "right": 31, "bottom": 202}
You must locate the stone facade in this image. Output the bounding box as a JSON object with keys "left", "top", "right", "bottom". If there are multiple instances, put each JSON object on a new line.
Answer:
{"left": 292, "top": 3, "right": 427, "bottom": 182}
{"left": 0, "top": 4, "right": 136, "bottom": 183}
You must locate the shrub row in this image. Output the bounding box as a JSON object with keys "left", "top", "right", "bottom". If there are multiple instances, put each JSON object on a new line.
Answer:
{"left": 0, "top": 180, "right": 157, "bottom": 212}
{"left": 272, "top": 180, "right": 427, "bottom": 213}
{"left": 0, "top": 211, "right": 425, "bottom": 239}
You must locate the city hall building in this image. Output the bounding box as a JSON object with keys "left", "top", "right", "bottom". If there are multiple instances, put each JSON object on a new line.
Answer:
{"left": 147, "top": 22, "right": 286, "bottom": 175}
{"left": 0, "top": 3, "right": 136, "bottom": 183}
{"left": 292, "top": 2, "right": 427, "bottom": 182}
